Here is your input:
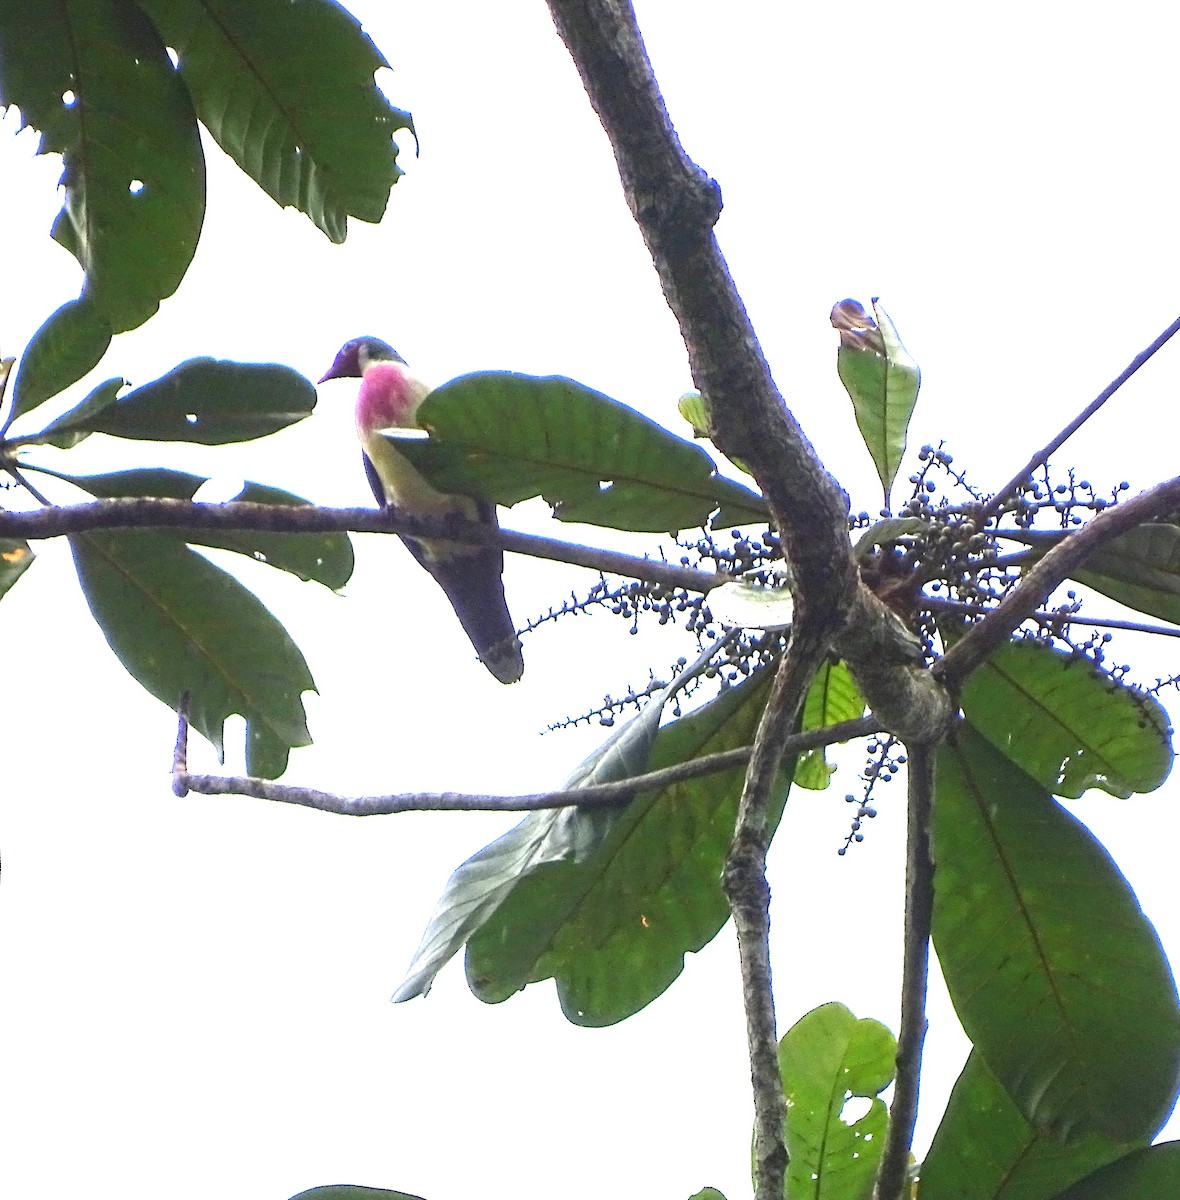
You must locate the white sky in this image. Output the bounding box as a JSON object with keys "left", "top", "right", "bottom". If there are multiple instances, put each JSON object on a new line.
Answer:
{"left": 2, "top": 3, "right": 1180, "bottom": 1199}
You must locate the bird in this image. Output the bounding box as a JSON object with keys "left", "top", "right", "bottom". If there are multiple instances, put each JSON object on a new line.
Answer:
{"left": 318, "top": 337, "right": 524, "bottom": 684}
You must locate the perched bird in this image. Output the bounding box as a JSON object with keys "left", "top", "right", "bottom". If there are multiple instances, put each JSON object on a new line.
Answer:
{"left": 318, "top": 337, "right": 524, "bottom": 683}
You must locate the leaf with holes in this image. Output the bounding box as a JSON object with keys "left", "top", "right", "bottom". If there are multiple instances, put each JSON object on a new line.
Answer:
{"left": 41, "top": 358, "right": 317, "bottom": 445}
{"left": 71, "top": 530, "right": 315, "bottom": 778}
{"left": 960, "top": 638, "right": 1172, "bottom": 799}
{"left": 395, "top": 372, "right": 768, "bottom": 533}
{"left": 63, "top": 467, "right": 353, "bottom": 589}
{"left": 777, "top": 1002, "right": 895, "bottom": 1200}
{"left": 137, "top": 0, "right": 413, "bottom": 241}
{"left": 0, "top": 1, "right": 205, "bottom": 333}
{"left": 932, "top": 724, "right": 1180, "bottom": 1142}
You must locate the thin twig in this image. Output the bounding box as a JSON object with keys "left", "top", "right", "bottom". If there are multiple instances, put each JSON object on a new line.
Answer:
{"left": 724, "top": 625, "right": 832, "bottom": 1200}
{"left": 873, "top": 741, "right": 936, "bottom": 1200}
{"left": 172, "top": 714, "right": 882, "bottom": 815}
{"left": 938, "top": 476, "right": 1180, "bottom": 689}
{"left": 927, "top": 596, "right": 1180, "bottom": 639}
{"left": 0, "top": 498, "right": 721, "bottom": 593}
{"left": 984, "top": 313, "right": 1180, "bottom": 521}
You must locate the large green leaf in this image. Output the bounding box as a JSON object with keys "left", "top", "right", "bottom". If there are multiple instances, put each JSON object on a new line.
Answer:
{"left": 137, "top": 0, "right": 413, "bottom": 241}
{"left": 396, "top": 668, "right": 779, "bottom": 1024}
{"left": 63, "top": 467, "right": 354, "bottom": 589}
{"left": 0, "top": 0, "right": 205, "bottom": 333}
{"left": 919, "top": 1052, "right": 1133, "bottom": 1200}
{"left": 393, "top": 657, "right": 674, "bottom": 1005}
{"left": 464, "top": 669, "right": 782, "bottom": 1025}
{"left": 932, "top": 724, "right": 1180, "bottom": 1142}
{"left": 777, "top": 1002, "right": 894, "bottom": 1200}
{"left": 960, "top": 639, "right": 1172, "bottom": 799}
{"left": 795, "top": 660, "right": 866, "bottom": 790}
{"left": 1051, "top": 1142, "right": 1180, "bottom": 1199}
{"left": 8, "top": 298, "right": 111, "bottom": 426}
{"left": 0, "top": 539, "right": 35, "bottom": 599}
{"left": 832, "top": 299, "right": 920, "bottom": 506}
{"left": 395, "top": 372, "right": 768, "bottom": 533}
{"left": 39, "top": 358, "right": 316, "bottom": 445}
{"left": 71, "top": 530, "right": 315, "bottom": 778}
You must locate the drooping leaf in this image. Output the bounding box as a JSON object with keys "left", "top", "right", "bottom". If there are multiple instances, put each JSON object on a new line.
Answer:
{"left": 289, "top": 1188, "right": 428, "bottom": 1200}
{"left": 463, "top": 668, "right": 782, "bottom": 1026}
{"left": 777, "top": 1002, "right": 895, "bottom": 1200}
{"left": 42, "top": 358, "right": 316, "bottom": 444}
{"left": 919, "top": 1052, "right": 1133, "bottom": 1200}
{"left": 0, "top": 0, "right": 205, "bottom": 332}
{"left": 795, "top": 660, "right": 866, "bottom": 790}
{"left": 1051, "top": 1142, "right": 1180, "bottom": 1199}
{"left": 0, "top": 539, "right": 35, "bottom": 599}
{"left": 960, "top": 638, "right": 1172, "bottom": 799}
{"left": 137, "top": 0, "right": 413, "bottom": 242}
{"left": 70, "top": 530, "right": 315, "bottom": 778}
{"left": 932, "top": 724, "right": 1180, "bottom": 1142}
{"left": 395, "top": 372, "right": 768, "bottom": 533}
{"left": 831, "top": 298, "right": 920, "bottom": 507}
{"left": 62, "top": 468, "right": 354, "bottom": 589}
{"left": 8, "top": 298, "right": 112, "bottom": 426}
{"left": 393, "top": 657, "right": 674, "bottom": 1004}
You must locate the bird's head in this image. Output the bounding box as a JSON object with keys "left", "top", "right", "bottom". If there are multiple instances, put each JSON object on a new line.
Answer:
{"left": 318, "top": 337, "right": 405, "bottom": 383}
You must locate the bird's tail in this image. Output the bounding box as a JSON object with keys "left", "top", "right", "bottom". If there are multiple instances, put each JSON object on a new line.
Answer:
{"left": 403, "top": 534, "right": 524, "bottom": 684}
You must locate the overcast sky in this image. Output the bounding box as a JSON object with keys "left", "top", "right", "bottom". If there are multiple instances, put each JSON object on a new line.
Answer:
{"left": 2, "top": 4, "right": 1180, "bottom": 1199}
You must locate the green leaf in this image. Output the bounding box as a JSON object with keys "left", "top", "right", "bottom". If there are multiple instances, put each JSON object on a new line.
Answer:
{"left": 1051, "top": 1142, "right": 1180, "bottom": 1199}
{"left": 1073, "top": 524, "right": 1180, "bottom": 625}
{"left": 795, "top": 661, "right": 866, "bottom": 790}
{"left": 61, "top": 468, "right": 354, "bottom": 589}
{"left": 70, "top": 529, "right": 315, "bottom": 778}
{"left": 832, "top": 298, "right": 920, "bottom": 506}
{"left": 289, "top": 1188, "right": 428, "bottom": 1200}
{"left": 932, "top": 724, "right": 1180, "bottom": 1142}
{"left": 0, "top": 539, "right": 35, "bottom": 599}
{"left": 394, "top": 652, "right": 673, "bottom": 1005}
{"left": 48, "top": 358, "right": 316, "bottom": 444}
{"left": 137, "top": 0, "right": 413, "bottom": 242}
{"left": 920, "top": 1052, "right": 1133, "bottom": 1200}
{"left": 397, "top": 372, "right": 768, "bottom": 533}
{"left": 466, "top": 670, "right": 782, "bottom": 1025}
{"left": 0, "top": 0, "right": 205, "bottom": 332}
{"left": 687, "top": 1190, "right": 727, "bottom": 1200}
{"left": 8, "top": 298, "right": 112, "bottom": 426}
{"left": 777, "top": 1002, "right": 895, "bottom": 1200}
{"left": 34, "top": 378, "right": 124, "bottom": 449}
{"left": 960, "top": 638, "right": 1172, "bottom": 799}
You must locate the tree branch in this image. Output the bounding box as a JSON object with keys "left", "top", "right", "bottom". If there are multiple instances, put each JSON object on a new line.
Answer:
{"left": 938, "top": 475, "right": 1180, "bottom": 689}
{"left": 0, "top": 498, "right": 717, "bottom": 593}
{"left": 723, "top": 624, "right": 832, "bottom": 1200}
{"left": 873, "top": 740, "right": 936, "bottom": 1200}
{"left": 172, "top": 703, "right": 881, "bottom": 814}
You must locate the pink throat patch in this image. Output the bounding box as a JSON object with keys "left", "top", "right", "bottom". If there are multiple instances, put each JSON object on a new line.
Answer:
{"left": 355, "top": 361, "right": 420, "bottom": 433}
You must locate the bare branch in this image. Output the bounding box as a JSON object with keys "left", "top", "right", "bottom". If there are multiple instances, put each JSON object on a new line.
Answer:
{"left": 939, "top": 476, "right": 1180, "bottom": 689}
{"left": 0, "top": 498, "right": 717, "bottom": 593}
{"left": 172, "top": 713, "right": 882, "bottom": 815}
{"left": 929, "top": 596, "right": 1180, "bottom": 640}
{"left": 985, "top": 313, "right": 1180, "bottom": 520}
{"left": 724, "top": 625, "right": 834, "bottom": 1200}
{"left": 873, "top": 741, "right": 936, "bottom": 1200}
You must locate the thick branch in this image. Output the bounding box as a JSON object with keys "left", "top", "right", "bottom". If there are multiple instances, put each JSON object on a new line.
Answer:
{"left": 873, "top": 741, "right": 936, "bottom": 1200}
{"left": 938, "top": 476, "right": 1180, "bottom": 689}
{"left": 173, "top": 709, "right": 881, "bottom": 815}
{"left": 544, "top": 0, "right": 950, "bottom": 743}
{"left": 0, "top": 498, "right": 716, "bottom": 593}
